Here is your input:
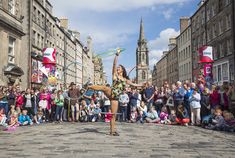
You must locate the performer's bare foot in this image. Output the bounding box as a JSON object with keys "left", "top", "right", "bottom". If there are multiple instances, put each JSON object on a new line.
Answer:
{"left": 110, "top": 131, "right": 119, "bottom": 136}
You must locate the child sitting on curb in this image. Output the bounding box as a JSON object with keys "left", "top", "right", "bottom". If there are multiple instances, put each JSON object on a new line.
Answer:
{"left": 160, "top": 106, "right": 171, "bottom": 124}
{"left": 18, "top": 109, "right": 33, "bottom": 126}
{"left": 145, "top": 106, "right": 160, "bottom": 123}
{"left": 176, "top": 105, "right": 190, "bottom": 126}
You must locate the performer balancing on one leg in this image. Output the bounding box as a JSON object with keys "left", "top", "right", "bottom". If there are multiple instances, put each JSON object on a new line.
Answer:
{"left": 88, "top": 48, "right": 143, "bottom": 136}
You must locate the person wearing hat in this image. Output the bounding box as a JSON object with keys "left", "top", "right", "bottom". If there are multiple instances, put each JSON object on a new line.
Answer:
{"left": 68, "top": 82, "right": 80, "bottom": 122}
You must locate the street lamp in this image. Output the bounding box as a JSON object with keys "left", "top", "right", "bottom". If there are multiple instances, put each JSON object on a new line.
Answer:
{"left": 62, "top": 61, "right": 82, "bottom": 86}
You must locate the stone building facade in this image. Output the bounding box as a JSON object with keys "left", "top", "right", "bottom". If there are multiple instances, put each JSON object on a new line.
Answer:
{"left": 206, "top": 0, "right": 234, "bottom": 84}
{"left": 136, "top": 18, "right": 150, "bottom": 84}
{"left": 93, "top": 56, "right": 106, "bottom": 85}
{"left": 152, "top": 64, "right": 157, "bottom": 86}
{"left": 167, "top": 38, "right": 178, "bottom": 85}
{"left": 0, "top": 0, "right": 25, "bottom": 87}
{"left": 21, "top": 0, "right": 87, "bottom": 89}
{"left": 191, "top": 0, "right": 235, "bottom": 84}
{"left": 82, "top": 36, "right": 94, "bottom": 85}
{"left": 177, "top": 17, "right": 192, "bottom": 82}
{"left": 156, "top": 52, "right": 168, "bottom": 88}
{"left": 191, "top": 1, "right": 207, "bottom": 83}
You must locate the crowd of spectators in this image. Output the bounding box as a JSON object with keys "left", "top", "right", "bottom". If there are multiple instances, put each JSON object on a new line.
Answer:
{"left": 1, "top": 80, "right": 235, "bottom": 132}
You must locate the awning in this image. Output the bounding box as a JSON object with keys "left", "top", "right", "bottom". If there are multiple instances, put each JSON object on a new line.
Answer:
{"left": 4, "top": 64, "right": 24, "bottom": 76}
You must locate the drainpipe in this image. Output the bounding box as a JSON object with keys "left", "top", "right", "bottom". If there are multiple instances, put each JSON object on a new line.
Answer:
{"left": 28, "top": 0, "right": 32, "bottom": 88}
{"left": 232, "top": 0, "right": 235, "bottom": 81}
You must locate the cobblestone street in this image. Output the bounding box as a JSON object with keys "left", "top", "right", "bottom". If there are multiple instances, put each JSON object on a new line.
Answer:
{"left": 1, "top": 122, "right": 235, "bottom": 158}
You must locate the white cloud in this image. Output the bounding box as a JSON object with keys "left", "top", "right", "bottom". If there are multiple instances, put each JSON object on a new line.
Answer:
{"left": 49, "top": 0, "right": 189, "bottom": 12}
{"left": 148, "top": 28, "right": 180, "bottom": 67}
{"left": 162, "top": 8, "right": 174, "bottom": 20}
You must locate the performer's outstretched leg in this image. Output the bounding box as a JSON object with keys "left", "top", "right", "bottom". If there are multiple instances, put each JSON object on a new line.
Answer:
{"left": 88, "top": 85, "right": 111, "bottom": 98}
{"left": 110, "top": 100, "right": 119, "bottom": 135}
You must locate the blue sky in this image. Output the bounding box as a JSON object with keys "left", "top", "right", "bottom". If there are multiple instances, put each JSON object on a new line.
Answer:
{"left": 49, "top": 0, "right": 200, "bottom": 83}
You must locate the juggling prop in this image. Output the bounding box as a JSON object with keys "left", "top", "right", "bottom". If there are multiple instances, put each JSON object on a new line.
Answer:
{"left": 96, "top": 48, "right": 126, "bottom": 58}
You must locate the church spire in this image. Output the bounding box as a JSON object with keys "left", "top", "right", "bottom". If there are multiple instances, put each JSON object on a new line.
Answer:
{"left": 139, "top": 17, "right": 145, "bottom": 41}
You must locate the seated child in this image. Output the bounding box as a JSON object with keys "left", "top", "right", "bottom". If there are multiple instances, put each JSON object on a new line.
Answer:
{"left": 92, "top": 102, "right": 102, "bottom": 122}
{"left": 36, "top": 107, "right": 44, "bottom": 124}
{"left": 130, "top": 107, "right": 138, "bottom": 123}
{"left": 223, "top": 110, "right": 235, "bottom": 127}
{"left": 87, "top": 100, "right": 96, "bottom": 122}
{"left": 145, "top": 106, "right": 160, "bottom": 123}
{"left": 169, "top": 110, "right": 177, "bottom": 124}
{"left": 6, "top": 112, "right": 19, "bottom": 131}
{"left": 176, "top": 105, "right": 190, "bottom": 126}
{"left": 0, "top": 108, "right": 8, "bottom": 128}
{"left": 7, "top": 105, "right": 16, "bottom": 120}
{"left": 79, "top": 100, "right": 88, "bottom": 122}
{"left": 18, "top": 109, "right": 33, "bottom": 126}
{"left": 160, "top": 106, "right": 171, "bottom": 124}
{"left": 137, "top": 101, "right": 147, "bottom": 123}
{"left": 206, "top": 108, "right": 234, "bottom": 132}
{"left": 105, "top": 109, "right": 112, "bottom": 123}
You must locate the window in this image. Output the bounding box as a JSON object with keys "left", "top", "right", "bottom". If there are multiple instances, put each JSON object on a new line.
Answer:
{"left": 212, "top": 4, "right": 215, "bottom": 17}
{"left": 225, "top": 0, "right": 231, "bottom": 6}
{"left": 202, "top": 32, "right": 206, "bottom": 45}
{"left": 218, "top": 20, "right": 223, "bottom": 35}
{"left": 218, "top": 65, "right": 221, "bottom": 82}
{"left": 8, "top": 37, "right": 15, "bottom": 63}
{"left": 33, "top": 6, "right": 36, "bottom": 22}
{"left": 213, "top": 46, "right": 218, "bottom": 60}
{"left": 41, "top": 36, "right": 44, "bottom": 48}
{"left": 220, "top": 43, "right": 224, "bottom": 57}
{"left": 8, "top": 0, "right": 15, "bottom": 15}
{"left": 212, "top": 24, "right": 216, "bottom": 38}
{"left": 222, "top": 63, "right": 229, "bottom": 81}
{"left": 41, "top": 14, "right": 45, "bottom": 27}
{"left": 213, "top": 66, "right": 217, "bottom": 82}
{"left": 0, "top": 0, "right": 2, "bottom": 7}
{"left": 33, "top": 30, "right": 36, "bottom": 45}
{"left": 38, "top": 11, "right": 41, "bottom": 25}
{"left": 226, "top": 14, "right": 231, "bottom": 30}
{"left": 37, "top": 33, "right": 40, "bottom": 47}
{"left": 206, "top": 8, "right": 211, "bottom": 21}
{"left": 227, "top": 39, "right": 232, "bottom": 55}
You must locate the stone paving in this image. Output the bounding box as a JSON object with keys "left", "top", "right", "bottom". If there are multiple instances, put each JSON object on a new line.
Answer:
{"left": 0, "top": 122, "right": 235, "bottom": 158}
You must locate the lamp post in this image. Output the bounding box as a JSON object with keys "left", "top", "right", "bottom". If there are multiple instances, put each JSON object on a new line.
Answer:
{"left": 62, "top": 61, "right": 82, "bottom": 87}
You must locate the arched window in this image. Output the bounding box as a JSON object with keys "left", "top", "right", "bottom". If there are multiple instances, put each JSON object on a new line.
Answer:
{"left": 142, "top": 71, "right": 146, "bottom": 79}
{"left": 142, "top": 53, "right": 145, "bottom": 61}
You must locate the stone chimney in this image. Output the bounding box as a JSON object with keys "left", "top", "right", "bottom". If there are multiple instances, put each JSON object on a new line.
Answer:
{"left": 60, "top": 17, "right": 68, "bottom": 29}
{"left": 198, "top": 0, "right": 206, "bottom": 7}
{"left": 168, "top": 37, "right": 176, "bottom": 50}
{"left": 180, "top": 17, "right": 189, "bottom": 33}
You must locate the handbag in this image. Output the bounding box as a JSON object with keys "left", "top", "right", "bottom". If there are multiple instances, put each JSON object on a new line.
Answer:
{"left": 39, "top": 100, "right": 47, "bottom": 109}
{"left": 166, "top": 97, "right": 174, "bottom": 107}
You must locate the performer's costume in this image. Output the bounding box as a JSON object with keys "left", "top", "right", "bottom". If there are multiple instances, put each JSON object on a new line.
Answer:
{"left": 111, "top": 77, "right": 126, "bottom": 100}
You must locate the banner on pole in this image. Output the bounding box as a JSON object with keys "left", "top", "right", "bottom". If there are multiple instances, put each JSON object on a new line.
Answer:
{"left": 198, "top": 46, "right": 214, "bottom": 63}
{"left": 42, "top": 48, "right": 56, "bottom": 65}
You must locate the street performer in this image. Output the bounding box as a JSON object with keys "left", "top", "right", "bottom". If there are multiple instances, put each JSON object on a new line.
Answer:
{"left": 88, "top": 48, "right": 143, "bottom": 136}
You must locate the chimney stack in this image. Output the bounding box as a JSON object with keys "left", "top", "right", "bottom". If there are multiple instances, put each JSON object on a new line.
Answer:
{"left": 180, "top": 17, "right": 189, "bottom": 33}
{"left": 59, "top": 17, "right": 68, "bottom": 29}
{"left": 168, "top": 37, "right": 176, "bottom": 50}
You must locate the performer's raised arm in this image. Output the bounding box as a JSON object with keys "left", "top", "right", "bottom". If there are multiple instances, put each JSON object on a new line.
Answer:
{"left": 112, "top": 48, "right": 121, "bottom": 80}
